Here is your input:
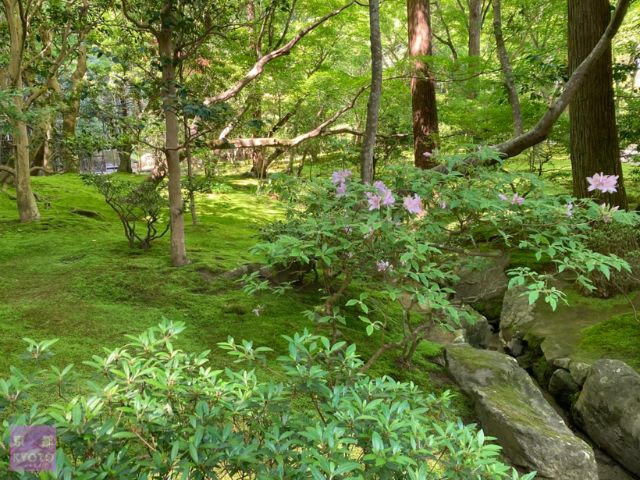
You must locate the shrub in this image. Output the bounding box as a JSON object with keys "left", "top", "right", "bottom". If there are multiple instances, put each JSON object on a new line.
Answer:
{"left": 247, "top": 155, "right": 636, "bottom": 369}
{"left": 82, "top": 175, "right": 169, "bottom": 250}
{"left": 0, "top": 322, "right": 535, "bottom": 479}
{"left": 582, "top": 222, "right": 640, "bottom": 297}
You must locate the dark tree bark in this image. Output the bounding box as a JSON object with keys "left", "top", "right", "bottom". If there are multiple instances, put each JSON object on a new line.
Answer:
{"left": 117, "top": 93, "right": 134, "bottom": 173}
{"left": 490, "top": 0, "right": 631, "bottom": 160}
{"left": 407, "top": 0, "right": 439, "bottom": 169}
{"left": 360, "top": 0, "right": 383, "bottom": 184}
{"left": 492, "top": 0, "right": 523, "bottom": 136}
{"left": 568, "top": 0, "right": 627, "bottom": 208}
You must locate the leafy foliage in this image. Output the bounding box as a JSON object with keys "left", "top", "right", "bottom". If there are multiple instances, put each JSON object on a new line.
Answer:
{"left": 251, "top": 158, "right": 636, "bottom": 368}
{"left": 82, "top": 175, "right": 169, "bottom": 250}
{"left": 0, "top": 321, "right": 535, "bottom": 479}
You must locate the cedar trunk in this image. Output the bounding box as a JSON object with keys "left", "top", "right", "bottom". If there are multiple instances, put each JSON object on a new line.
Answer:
{"left": 407, "top": 0, "right": 439, "bottom": 169}
{"left": 568, "top": 0, "right": 627, "bottom": 208}
{"left": 158, "top": 25, "right": 189, "bottom": 266}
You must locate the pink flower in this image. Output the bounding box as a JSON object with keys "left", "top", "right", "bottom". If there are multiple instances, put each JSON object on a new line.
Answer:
{"left": 331, "top": 170, "right": 352, "bottom": 185}
{"left": 587, "top": 173, "right": 618, "bottom": 194}
{"left": 336, "top": 182, "right": 347, "bottom": 197}
{"left": 498, "top": 193, "right": 508, "bottom": 201}
{"left": 376, "top": 260, "right": 392, "bottom": 272}
{"left": 403, "top": 194, "right": 424, "bottom": 215}
{"left": 423, "top": 151, "right": 433, "bottom": 158}
{"left": 373, "top": 181, "right": 395, "bottom": 206}
{"left": 511, "top": 193, "right": 525, "bottom": 206}
{"left": 366, "top": 192, "right": 382, "bottom": 210}
{"left": 196, "top": 57, "right": 210, "bottom": 67}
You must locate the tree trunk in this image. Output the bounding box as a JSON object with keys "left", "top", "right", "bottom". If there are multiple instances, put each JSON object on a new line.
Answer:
{"left": 117, "top": 94, "right": 133, "bottom": 173}
{"left": 568, "top": 0, "right": 627, "bottom": 209}
{"left": 466, "top": 0, "right": 483, "bottom": 98}
{"left": 158, "top": 22, "right": 188, "bottom": 266}
{"left": 4, "top": 0, "right": 39, "bottom": 221}
{"left": 360, "top": 0, "right": 382, "bottom": 184}
{"left": 492, "top": 0, "right": 523, "bottom": 136}
{"left": 62, "top": 44, "right": 88, "bottom": 173}
{"left": 407, "top": 0, "right": 439, "bottom": 168}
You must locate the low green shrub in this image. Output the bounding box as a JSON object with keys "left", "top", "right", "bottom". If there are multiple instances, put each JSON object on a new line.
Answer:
{"left": 0, "top": 321, "right": 535, "bottom": 479}
{"left": 82, "top": 175, "right": 169, "bottom": 250}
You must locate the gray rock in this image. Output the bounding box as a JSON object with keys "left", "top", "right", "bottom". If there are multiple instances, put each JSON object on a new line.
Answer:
{"left": 499, "top": 286, "right": 537, "bottom": 348}
{"left": 553, "top": 357, "right": 572, "bottom": 370}
{"left": 431, "top": 305, "right": 493, "bottom": 349}
{"left": 548, "top": 369, "right": 580, "bottom": 409}
{"left": 453, "top": 253, "right": 509, "bottom": 320}
{"left": 574, "top": 359, "right": 640, "bottom": 476}
{"left": 569, "top": 362, "right": 591, "bottom": 387}
{"left": 446, "top": 345, "right": 597, "bottom": 480}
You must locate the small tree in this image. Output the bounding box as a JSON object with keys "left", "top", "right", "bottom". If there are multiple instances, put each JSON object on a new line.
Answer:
{"left": 83, "top": 175, "right": 169, "bottom": 250}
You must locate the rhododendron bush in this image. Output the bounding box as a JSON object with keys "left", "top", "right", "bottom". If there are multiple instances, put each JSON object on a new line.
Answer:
{"left": 0, "top": 322, "right": 535, "bottom": 479}
{"left": 251, "top": 153, "right": 636, "bottom": 367}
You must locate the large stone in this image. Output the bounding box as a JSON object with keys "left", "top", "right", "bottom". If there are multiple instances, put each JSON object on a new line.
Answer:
{"left": 453, "top": 253, "right": 509, "bottom": 321}
{"left": 499, "top": 286, "right": 536, "bottom": 350}
{"left": 446, "top": 345, "right": 597, "bottom": 479}
{"left": 573, "top": 359, "right": 640, "bottom": 476}
{"left": 548, "top": 368, "right": 580, "bottom": 409}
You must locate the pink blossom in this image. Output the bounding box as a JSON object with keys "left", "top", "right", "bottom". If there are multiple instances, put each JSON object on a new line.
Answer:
{"left": 511, "top": 193, "right": 525, "bottom": 206}
{"left": 373, "top": 181, "right": 395, "bottom": 206}
{"left": 587, "top": 173, "right": 618, "bottom": 194}
{"left": 366, "top": 192, "right": 382, "bottom": 210}
{"left": 331, "top": 170, "right": 352, "bottom": 185}
{"left": 196, "top": 57, "right": 210, "bottom": 67}
{"left": 376, "top": 260, "right": 392, "bottom": 272}
{"left": 498, "top": 193, "right": 508, "bottom": 201}
{"left": 423, "top": 151, "right": 433, "bottom": 158}
{"left": 403, "top": 194, "right": 424, "bottom": 215}
{"left": 336, "top": 182, "right": 347, "bottom": 197}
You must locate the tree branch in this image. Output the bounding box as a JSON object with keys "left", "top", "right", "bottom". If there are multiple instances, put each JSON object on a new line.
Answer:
{"left": 203, "top": 1, "right": 355, "bottom": 106}
{"left": 491, "top": 0, "right": 631, "bottom": 159}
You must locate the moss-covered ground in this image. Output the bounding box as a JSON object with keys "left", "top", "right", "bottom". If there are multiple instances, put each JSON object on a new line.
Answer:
{"left": 0, "top": 173, "right": 454, "bottom": 411}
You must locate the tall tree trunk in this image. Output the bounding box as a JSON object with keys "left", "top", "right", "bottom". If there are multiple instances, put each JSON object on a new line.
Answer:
{"left": 467, "top": 0, "right": 483, "bottom": 98}
{"left": 158, "top": 20, "right": 188, "bottom": 266}
{"left": 568, "top": 0, "right": 627, "bottom": 209}
{"left": 4, "top": 0, "right": 39, "bottom": 221}
{"left": 62, "top": 44, "right": 88, "bottom": 173}
{"left": 407, "top": 0, "right": 439, "bottom": 168}
{"left": 492, "top": 0, "right": 523, "bottom": 136}
{"left": 360, "top": 0, "right": 382, "bottom": 184}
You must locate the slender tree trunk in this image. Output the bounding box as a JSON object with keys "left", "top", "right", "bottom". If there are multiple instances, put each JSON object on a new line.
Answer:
{"left": 62, "top": 44, "right": 88, "bottom": 173}
{"left": 4, "top": 0, "right": 39, "bottom": 221}
{"left": 117, "top": 94, "right": 133, "bottom": 173}
{"left": 467, "top": 0, "right": 483, "bottom": 97}
{"left": 360, "top": 0, "right": 382, "bottom": 184}
{"left": 158, "top": 22, "right": 188, "bottom": 266}
{"left": 408, "top": 0, "right": 439, "bottom": 168}
{"left": 492, "top": 0, "right": 523, "bottom": 136}
{"left": 568, "top": 0, "right": 627, "bottom": 208}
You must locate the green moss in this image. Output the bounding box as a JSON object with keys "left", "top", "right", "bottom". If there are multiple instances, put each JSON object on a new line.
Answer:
{"left": 576, "top": 313, "right": 640, "bottom": 371}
